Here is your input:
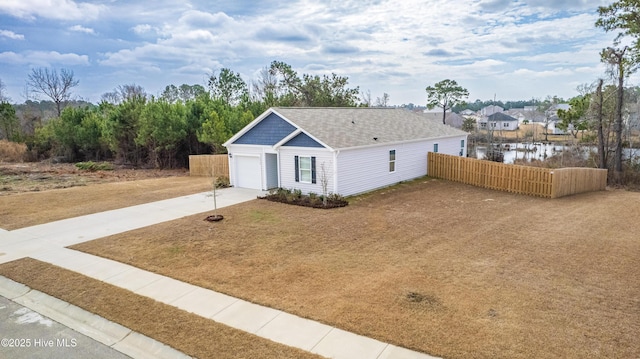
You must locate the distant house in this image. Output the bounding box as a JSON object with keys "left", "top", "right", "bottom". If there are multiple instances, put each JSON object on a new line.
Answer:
{"left": 223, "top": 107, "right": 468, "bottom": 196}
{"left": 460, "top": 109, "right": 475, "bottom": 116}
{"left": 504, "top": 109, "right": 526, "bottom": 123}
{"left": 548, "top": 117, "right": 570, "bottom": 135}
{"left": 546, "top": 104, "right": 571, "bottom": 134}
{"left": 480, "top": 105, "right": 504, "bottom": 116}
{"left": 477, "top": 112, "right": 519, "bottom": 131}
{"left": 421, "top": 111, "right": 466, "bottom": 128}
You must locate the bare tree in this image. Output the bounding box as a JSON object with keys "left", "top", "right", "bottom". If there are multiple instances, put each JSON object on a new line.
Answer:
{"left": 360, "top": 89, "right": 372, "bottom": 107}
{"left": 101, "top": 84, "right": 147, "bottom": 104}
{"left": 251, "top": 66, "right": 279, "bottom": 106}
{"left": 375, "top": 93, "right": 390, "bottom": 107}
{"left": 0, "top": 78, "right": 10, "bottom": 103}
{"left": 27, "top": 68, "right": 79, "bottom": 116}
{"left": 320, "top": 162, "right": 329, "bottom": 206}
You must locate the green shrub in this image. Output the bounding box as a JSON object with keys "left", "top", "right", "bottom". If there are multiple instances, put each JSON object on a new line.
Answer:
{"left": 214, "top": 176, "right": 230, "bottom": 189}
{"left": 259, "top": 187, "right": 348, "bottom": 209}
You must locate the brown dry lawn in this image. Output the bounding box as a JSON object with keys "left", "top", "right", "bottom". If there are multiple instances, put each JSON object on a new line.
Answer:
{"left": 0, "top": 258, "right": 321, "bottom": 359}
{"left": 67, "top": 178, "right": 640, "bottom": 359}
{"left": 0, "top": 163, "right": 211, "bottom": 229}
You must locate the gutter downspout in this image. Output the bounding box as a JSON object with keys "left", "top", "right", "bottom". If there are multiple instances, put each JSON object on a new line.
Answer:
{"left": 333, "top": 150, "right": 340, "bottom": 195}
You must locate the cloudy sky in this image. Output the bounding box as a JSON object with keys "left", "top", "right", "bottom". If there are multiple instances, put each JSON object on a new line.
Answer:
{"left": 0, "top": 0, "right": 625, "bottom": 106}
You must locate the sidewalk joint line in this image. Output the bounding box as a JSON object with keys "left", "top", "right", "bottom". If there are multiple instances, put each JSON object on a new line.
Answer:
{"left": 210, "top": 297, "right": 240, "bottom": 318}
{"left": 309, "top": 326, "right": 335, "bottom": 353}
{"left": 375, "top": 343, "right": 390, "bottom": 359}
{"left": 255, "top": 310, "right": 283, "bottom": 333}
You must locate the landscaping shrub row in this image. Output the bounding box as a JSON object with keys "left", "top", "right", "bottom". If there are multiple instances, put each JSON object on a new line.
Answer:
{"left": 259, "top": 188, "right": 348, "bottom": 209}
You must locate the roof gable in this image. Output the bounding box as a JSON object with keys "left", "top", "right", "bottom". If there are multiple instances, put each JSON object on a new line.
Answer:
{"left": 282, "top": 132, "right": 324, "bottom": 147}
{"left": 232, "top": 112, "right": 296, "bottom": 145}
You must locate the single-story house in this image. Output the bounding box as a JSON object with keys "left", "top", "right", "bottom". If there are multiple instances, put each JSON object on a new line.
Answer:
{"left": 223, "top": 107, "right": 469, "bottom": 197}
{"left": 477, "top": 112, "right": 519, "bottom": 131}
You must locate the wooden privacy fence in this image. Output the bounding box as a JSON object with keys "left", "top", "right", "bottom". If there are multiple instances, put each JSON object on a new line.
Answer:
{"left": 427, "top": 152, "right": 607, "bottom": 198}
{"left": 188, "top": 154, "right": 229, "bottom": 177}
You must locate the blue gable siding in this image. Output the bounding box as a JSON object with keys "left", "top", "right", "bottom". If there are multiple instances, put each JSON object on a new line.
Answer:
{"left": 233, "top": 113, "right": 296, "bottom": 145}
{"left": 283, "top": 132, "right": 324, "bottom": 148}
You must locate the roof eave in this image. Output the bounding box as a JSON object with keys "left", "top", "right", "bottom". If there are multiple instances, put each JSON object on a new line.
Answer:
{"left": 334, "top": 133, "right": 468, "bottom": 151}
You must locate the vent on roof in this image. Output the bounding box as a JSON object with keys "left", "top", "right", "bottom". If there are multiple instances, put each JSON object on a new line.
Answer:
{"left": 373, "top": 137, "right": 378, "bottom": 141}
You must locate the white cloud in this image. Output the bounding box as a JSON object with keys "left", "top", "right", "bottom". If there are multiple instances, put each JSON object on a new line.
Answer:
{"left": 0, "top": 29, "right": 24, "bottom": 40}
{"left": 132, "top": 24, "right": 154, "bottom": 35}
{"left": 0, "top": 50, "right": 89, "bottom": 66}
{"left": 0, "top": 0, "right": 105, "bottom": 21}
{"left": 0, "top": 51, "right": 22, "bottom": 63}
{"left": 69, "top": 25, "right": 95, "bottom": 35}
{"left": 512, "top": 67, "right": 574, "bottom": 78}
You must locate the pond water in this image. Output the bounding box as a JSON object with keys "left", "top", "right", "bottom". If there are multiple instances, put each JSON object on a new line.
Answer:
{"left": 475, "top": 143, "right": 640, "bottom": 164}
{"left": 475, "top": 143, "right": 572, "bottom": 164}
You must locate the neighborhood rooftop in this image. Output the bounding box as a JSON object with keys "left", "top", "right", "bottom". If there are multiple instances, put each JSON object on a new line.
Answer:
{"left": 271, "top": 107, "right": 468, "bottom": 150}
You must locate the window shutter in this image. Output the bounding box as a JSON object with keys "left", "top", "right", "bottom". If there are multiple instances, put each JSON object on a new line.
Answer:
{"left": 294, "top": 156, "right": 299, "bottom": 182}
{"left": 311, "top": 156, "right": 316, "bottom": 184}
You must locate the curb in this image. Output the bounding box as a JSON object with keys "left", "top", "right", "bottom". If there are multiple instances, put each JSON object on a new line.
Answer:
{"left": 0, "top": 275, "right": 191, "bottom": 359}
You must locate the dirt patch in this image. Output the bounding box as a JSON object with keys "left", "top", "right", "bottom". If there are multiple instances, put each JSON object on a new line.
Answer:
{"left": 0, "top": 161, "right": 189, "bottom": 195}
{"left": 71, "top": 178, "right": 640, "bottom": 359}
{"left": 0, "top": 258, "right": 321, "bottom": 359}
{"left": 0, "top": 161, "right": 212, "bottom": 229}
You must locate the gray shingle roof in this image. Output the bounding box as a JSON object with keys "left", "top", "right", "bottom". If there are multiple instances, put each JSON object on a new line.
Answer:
{"left": 488, "top": 112, "right": 518, "bottom": 122}
{"left": 272, "top": 107, "right": 468, "bottom": 150}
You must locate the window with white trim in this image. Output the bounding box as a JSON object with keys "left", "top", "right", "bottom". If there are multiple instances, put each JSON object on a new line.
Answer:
{"left": 389, "top": 150, "right": 396, "bottom": 172}
{"left": 299, "top": 156, "right": 312, "bottom": 183}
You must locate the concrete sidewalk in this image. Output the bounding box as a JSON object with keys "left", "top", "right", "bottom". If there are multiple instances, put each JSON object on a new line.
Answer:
{"left": 0, "top": 277, "right": 189, "bottom": 359}
{"left": 0, "top": 187, "right": 438, "bottom": 359}
{"left": 0, "top": 187, "right": 261, "bottom": 264}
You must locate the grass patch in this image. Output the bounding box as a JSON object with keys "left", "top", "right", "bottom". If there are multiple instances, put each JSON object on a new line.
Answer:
{"left": 249, "top": 209, "right": 279, "bottom": 223}
{"left": 71, "top": 180, "right": 640, "bottom": 358}
{"left": 75, "top": 161, "right": 114, "bottom": 172}
{"left": 0, "top": 258, "right": 322, "bottom": 359}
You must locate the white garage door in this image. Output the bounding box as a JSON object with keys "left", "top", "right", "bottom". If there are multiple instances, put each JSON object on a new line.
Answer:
{"left": 235, "top": 155, "right": 262, "bottom": 189}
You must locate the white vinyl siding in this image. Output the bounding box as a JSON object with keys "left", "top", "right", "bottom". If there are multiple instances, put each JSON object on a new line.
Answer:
{"left": 336, "top": 136, "right": 467, "bottom": 196}
{"left": 279, "top": 147, "right": 334, "bottom": 194}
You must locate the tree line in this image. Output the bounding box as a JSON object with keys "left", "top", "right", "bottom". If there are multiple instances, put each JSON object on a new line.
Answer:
{"left": 0, "top": 61, "right": 362, "bottom": 168}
